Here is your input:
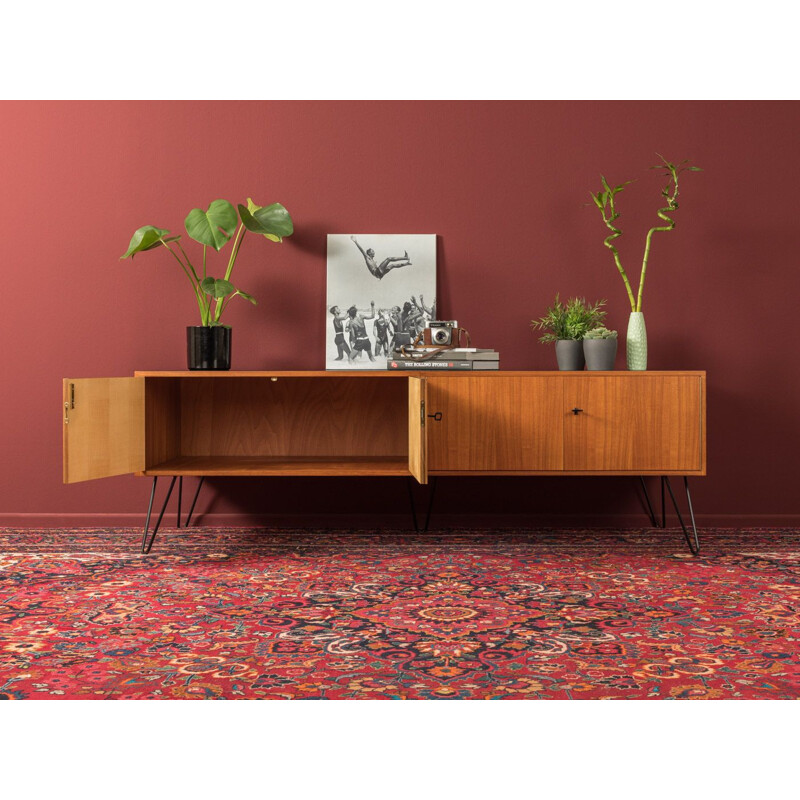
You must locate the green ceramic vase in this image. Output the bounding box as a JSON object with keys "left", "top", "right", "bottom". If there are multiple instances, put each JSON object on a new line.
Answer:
{"left": 626, "top": 312, "right": 647, "bottom": 370}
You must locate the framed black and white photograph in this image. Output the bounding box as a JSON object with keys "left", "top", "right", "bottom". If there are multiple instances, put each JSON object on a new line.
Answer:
{"left": 326, "top": 234, "right": 437, "bottom": 370}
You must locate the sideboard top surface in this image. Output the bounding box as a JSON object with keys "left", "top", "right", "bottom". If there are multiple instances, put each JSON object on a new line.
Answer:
{"left": 133, "top": 370, "right": 706, "bottom": 378}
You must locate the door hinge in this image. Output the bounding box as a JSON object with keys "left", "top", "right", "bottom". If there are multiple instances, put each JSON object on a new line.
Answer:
{"left": 64, "top": 383, "right": 75, "bottom": 424}
{"left": 421, "top": 399, "right": 425, "bottom": 426}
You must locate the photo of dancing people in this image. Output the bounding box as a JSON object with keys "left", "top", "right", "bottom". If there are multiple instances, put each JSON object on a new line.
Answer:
{"left": 326, "top": 234, "right": 437, "bottom": 370}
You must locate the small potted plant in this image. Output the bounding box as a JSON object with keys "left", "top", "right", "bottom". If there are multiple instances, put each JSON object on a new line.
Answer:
{"left": 583, "top": 326, "right": 618, "bottom": 370}
{"left": 530, "top": 295, "right": 607, "bottom": 370}
{"left": 120, "top": 198, "right": 293, "bottom": 370}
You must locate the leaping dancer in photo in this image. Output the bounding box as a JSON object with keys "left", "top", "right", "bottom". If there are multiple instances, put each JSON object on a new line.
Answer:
{"left": 351, "top": 235, "right": 412, "bottom": 279}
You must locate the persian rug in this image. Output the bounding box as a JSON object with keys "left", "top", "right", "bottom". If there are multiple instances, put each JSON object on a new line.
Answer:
{"left": 0, "top": 528, "right": 798, "bottom": 700}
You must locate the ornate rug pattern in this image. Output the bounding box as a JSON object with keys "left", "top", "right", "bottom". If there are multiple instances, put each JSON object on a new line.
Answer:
{"left": 1, "top": 528, "right": 798, "bottom": 699}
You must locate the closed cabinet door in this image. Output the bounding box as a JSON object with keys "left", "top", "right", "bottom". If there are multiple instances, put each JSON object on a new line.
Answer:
{"left": 563, "top": 375, "right": 704, "bottom": 473}
{"left": 426, "top": 376, "right": 564, "bottom": 471}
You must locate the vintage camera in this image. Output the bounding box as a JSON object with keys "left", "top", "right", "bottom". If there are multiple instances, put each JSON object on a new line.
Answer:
{"left": 425, "top": 320, "right": 459, "bottom": 347}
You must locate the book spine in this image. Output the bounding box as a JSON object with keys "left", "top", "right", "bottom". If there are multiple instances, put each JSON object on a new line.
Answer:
{"left": 386, "top": 360, "right": 499, "bottom": 371}
{"left": 432, "top": 354, "right": 500, "bottom": 361}
{"left": 386, "top": 360, "right": 473, "bottom": 370}
{"left": 391, "top": 351, "right": 499, "bottom": 360}
{"left": 471, "top": 362, "right": 500, "bottom": 370}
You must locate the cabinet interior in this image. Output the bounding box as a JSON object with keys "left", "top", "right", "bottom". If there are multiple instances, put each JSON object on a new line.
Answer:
{"left": 143, "top": 376, "right": 412, "bottom": 476}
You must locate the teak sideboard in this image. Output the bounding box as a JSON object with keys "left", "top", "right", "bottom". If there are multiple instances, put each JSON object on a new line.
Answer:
{"left": 62, "top": 371, "right": 706, "bottom": 552}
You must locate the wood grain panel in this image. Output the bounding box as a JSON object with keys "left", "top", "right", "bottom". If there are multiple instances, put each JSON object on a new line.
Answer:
{"left": 63, "top": 378, "right": 144, "bottom": 483}
{"left": 180, "top": 377, "right": 408, "bottom": 458}
{"left": 426, "top": 376, "right": 564, "bottom": 471}
{"left": 144, "top": 378, "right": 180, "bottom": 469}
{"left": 144, "top": 455, "right": 409, "bottom": 476}
{"left": 135, "top": 370, "right": 705, "bottom": 379}
{"left": 563, "top": 375, "right": 703, "bottom": 473}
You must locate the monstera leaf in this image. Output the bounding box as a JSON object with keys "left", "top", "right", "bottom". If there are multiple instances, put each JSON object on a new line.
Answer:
{"left": 185, "top": 200, "right": 238, "bottom": 251}
{"left": 200, "top": 277, "right": 236, "bottom": 299}
{"left": 238, "top": 198, "right": 293, "bottom": 242}
{"left": 120, "top": 226, "right": 178, "bottom": 259}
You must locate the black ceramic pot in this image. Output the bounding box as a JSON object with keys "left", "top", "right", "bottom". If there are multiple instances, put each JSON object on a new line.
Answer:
{"left": 187, "top": 326, "right": 232, "bottom": 370}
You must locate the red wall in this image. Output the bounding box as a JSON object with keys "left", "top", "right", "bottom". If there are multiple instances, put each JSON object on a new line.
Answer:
{"left": 2, "top": 101, "right": 798, "bottom": 527}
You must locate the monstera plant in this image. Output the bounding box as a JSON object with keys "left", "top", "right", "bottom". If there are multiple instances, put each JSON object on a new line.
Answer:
{"left": 121, "top": 198, "right": 294, "bottom": 326}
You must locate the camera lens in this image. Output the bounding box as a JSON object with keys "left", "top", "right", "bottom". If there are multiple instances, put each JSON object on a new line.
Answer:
{"left": 433, "top": 329, "right": 448, "bottom": 344}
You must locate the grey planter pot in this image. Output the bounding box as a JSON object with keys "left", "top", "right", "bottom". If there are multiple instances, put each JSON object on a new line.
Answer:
{"left": 555, "top": 340, "right": 585, "bottom": 371}
{"left": 583, "top": 338, "right": 618, "bottom": 371}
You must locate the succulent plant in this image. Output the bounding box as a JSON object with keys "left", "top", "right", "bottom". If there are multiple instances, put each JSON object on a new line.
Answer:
{"left": 584, "top": 326, "right": 618, "bottom": 340}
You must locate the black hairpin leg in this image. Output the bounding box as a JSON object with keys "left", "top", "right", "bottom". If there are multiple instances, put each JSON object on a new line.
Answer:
{"left": 639, "top": 477, "right": 660, "bottom": 528}
{"left": 639, "top": 476, "right": 667, "bottom": 528}
{"left": 423, "top": 477, "right": 438, "bottom": 532}
{"left": 664, "top": 476, "right": 700, "bottom": 555}
{"left": 184, "top": 477, "right": 205, "bottom": 527}
{"left": 176, "top": 477, "right": 182, "bottom": 528}
{"left": 141, "top": 475, "right": 177, "bottom": 555}
{"left": 142, "top": 477, "right": 158, "bottom": 543}
{"left": 407, "top": 477, "right": 438, "bottom": 532}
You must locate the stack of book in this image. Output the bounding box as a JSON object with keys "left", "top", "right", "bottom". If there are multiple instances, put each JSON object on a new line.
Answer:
{"left": 386, "top": 348, "right": 500, "bottom": 371}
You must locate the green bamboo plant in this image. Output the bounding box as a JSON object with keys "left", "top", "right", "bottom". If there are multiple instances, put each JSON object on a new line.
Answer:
{"left": 120, "top": 198, "right": 293, "bottom": 326}
{"left": 590, "top": 155, "right": 701, "bottom": 312}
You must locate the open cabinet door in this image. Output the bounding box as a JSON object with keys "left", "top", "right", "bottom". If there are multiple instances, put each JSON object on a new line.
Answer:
{"left": 408, "top": 376, "right": 428, "bottom": 484}
{"left": 63, "top": 378, "right": 145, "bottom": 483}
